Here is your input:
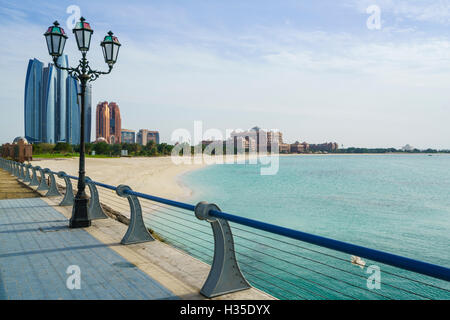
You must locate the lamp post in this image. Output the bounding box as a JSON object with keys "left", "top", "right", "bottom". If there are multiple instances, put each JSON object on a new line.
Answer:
{"left": 44, "top": 18, "right": 121, "bottom": 228}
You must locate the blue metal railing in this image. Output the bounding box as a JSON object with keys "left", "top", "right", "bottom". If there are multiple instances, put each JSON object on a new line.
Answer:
{"left": 207, "top": 209, "right": 450, "bottom": 282}
{"left": 1, "top": 157, "right": 449, "bottom": 300}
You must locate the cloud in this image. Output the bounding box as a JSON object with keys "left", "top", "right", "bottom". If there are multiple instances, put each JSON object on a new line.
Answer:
{"left": 0, "top": 1, "right": 450, "bottom": 148}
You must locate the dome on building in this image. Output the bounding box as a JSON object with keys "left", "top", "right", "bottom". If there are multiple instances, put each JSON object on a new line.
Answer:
{"left": 13, "top": 136, "right": 28, "bottom": 144}
{"left": 95, "top": 137, "right": 107, "bottom": 143}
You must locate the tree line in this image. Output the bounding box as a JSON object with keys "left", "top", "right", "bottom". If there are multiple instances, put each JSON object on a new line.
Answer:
{"left": 31, "top": 141, "right": 175, "bottom": 157}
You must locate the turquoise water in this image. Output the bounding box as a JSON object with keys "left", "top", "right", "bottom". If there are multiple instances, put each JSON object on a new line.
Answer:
{"left": 140, "top": 155, "right": 450, "bottom": 299}
{"left": 146, "top": 154, "right": 450, "bottom": 299}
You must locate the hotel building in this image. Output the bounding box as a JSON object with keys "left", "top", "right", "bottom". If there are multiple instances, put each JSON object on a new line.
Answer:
{"left": 229, "top": 126, "right": 283, "bottom": 153}
{"left": 137, "top": 129, "right": 160, "bottom": 146}
{"left": 121, "top": 129, "right": 136, "bottom": 144}
{"left": 96, "top": 101, "right": 122, "bottom": 144}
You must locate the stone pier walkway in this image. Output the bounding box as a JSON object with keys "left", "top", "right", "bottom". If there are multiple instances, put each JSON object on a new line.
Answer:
{"left": 0, "top": 166, "right": 273, "bottom": 301}
{"left": 0, "top": 198, "right": 179, "bottom": 300}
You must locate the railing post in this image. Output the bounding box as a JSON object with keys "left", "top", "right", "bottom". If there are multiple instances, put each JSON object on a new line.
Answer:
{"left": 23, "top": 164, "right": 32, "bottom": 183}
{"left": 194, "top": 201, "right": 251, "bottom": 298}
{"left": 14, "top": 162, "right": 19, "bottom": 177}
{"left": 18, "top": 163, "right": 25, "bottom": 180}
{"left": 13, "top": 162, "right": 19, "bottom": 177}
{"left": 36, "top": 166, "right": 49, "bottom": 191}
{"left": 85, "top": 177, "right": 108, "bottom": 220}
{"left": 44, "top": 169, "right": 61, "bottom": 197}
{"left": 116, "top": 184, "right": 154, "bottom": 245}
{"left": 29, "top": 166, "right": 40, "bottom": 186}
{"left": 57, "top": 171, "right": 74, "bottom": 206}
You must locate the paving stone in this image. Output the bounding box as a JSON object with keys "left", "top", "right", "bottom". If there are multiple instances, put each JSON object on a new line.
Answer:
{"left": 0, "top": 198, "right": 178, "bottom": 300}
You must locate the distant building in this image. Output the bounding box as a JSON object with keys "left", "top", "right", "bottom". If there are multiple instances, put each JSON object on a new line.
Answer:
{"left": 96, "top": 102, "right": 110, "bottom": 142}
{"left": 137, "top": 129, "right": 160, "bottom": 145}
{"left": 121, "top": 129, "right": 136, "bottom": 144}
{"left": 96, "top": 101, "right": 122, "bottom": 144}
{"left": 1, "top": 137, "right": 32, "bottom": 162}
{"left": 24, "top": 58, "right": 43, "bottom": 143}
{"left": 229, "top": 126, "right": 282, "bottom": 153}
{"left": 24, "top": 55, "right": 90, "bottom": 144}
{"left": 279, "top": 143, "right": 290, "bottom": 153}
{"left": 309, "top": 142, "right": 339, "bottom": 152}
{"left": 108, "top": 102, "right": 121, "bottom": 144}
{"left": 290, "top": 141, "right": 309, "bottom": 153}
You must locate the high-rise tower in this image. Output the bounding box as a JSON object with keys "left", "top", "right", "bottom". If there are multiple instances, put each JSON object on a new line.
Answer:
{"left": 24, "top": 55, "right": 82, "bottom": 144}
{"left": 24, "top": 59, "right": 44, "bottom": 143}
{"left": 96, "top": 101, "right": 110, "bottom": 142}
{"left": 108, "top": 102, "right": 121, "bottom": 144}
{"left": 95, "top": 101, "right": 121, "bottom": 144}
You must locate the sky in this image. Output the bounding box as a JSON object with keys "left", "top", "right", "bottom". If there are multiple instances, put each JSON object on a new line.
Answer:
{"left": 1, "top": 0, "right": 450, "bottom": 149}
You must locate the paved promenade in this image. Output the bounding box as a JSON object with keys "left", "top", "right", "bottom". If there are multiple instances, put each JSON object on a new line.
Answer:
{"left": 0, "top": 166, "right": 273, "bottom": 301}
{"left": 0, "top": 198, "right": 178, "bottom": 300}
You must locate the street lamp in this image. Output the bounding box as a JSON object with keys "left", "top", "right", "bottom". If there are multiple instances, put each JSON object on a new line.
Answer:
{"left": 44, "top": 18, "right": 120, "bottom": 228}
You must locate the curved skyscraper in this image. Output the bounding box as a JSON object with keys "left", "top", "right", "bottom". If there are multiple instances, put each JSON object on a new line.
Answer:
{"left": 24, "top": 58, "right": 44, "bottom": 143}
{"left": 42, "top": 63, "right": 56, "bottom": 143}
{"left": 24, "top": 54, "right": 90, "bottom": 144}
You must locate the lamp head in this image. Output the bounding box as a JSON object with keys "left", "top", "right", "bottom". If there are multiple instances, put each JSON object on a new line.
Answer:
{"left": 44, "top": 21, "right": 68, "bottom": 57}
{"left": 101, "top": 31, "right": 121, "bottom": 66}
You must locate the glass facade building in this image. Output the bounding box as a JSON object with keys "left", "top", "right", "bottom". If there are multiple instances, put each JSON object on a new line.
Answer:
{"left": 24, "top": 55, "right": 91, "bottom": 144}
{"left": 121, "top": 129, "right": 136, "bottom": 144}
{"left": 24, "top": 59, "right": 44, "bottom": 143}
{"left": 42, "top": 63, "right": 56, "bottom": 143}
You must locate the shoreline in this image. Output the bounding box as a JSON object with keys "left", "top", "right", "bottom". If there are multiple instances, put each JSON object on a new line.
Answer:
{"left": 32, "top": 154, "right": 265, "bottom": 202}
{"left": 33, "top": 156, "right": 207, "bottom": 202}
{"left": 31, "top": 152, "right": 448, "bottom": 203}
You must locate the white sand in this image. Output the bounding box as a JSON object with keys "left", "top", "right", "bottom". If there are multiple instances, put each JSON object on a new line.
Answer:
{"left": 33, "top": 156, "right": 206, "bottom": 201}
{"left": 33, "top": 153, "right": 270, "bottom": 203}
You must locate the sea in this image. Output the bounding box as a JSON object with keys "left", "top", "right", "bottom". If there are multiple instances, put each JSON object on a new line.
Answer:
{"left": 147, "top": 154, "right": 450, "bottom": 300}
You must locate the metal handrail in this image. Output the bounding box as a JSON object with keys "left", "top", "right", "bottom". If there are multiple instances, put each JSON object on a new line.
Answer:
{"left": 1, "top": 158, "right": 450, "bottom": 299}
{"left": 44, "top": 167, "right": 450, "bottom": 283}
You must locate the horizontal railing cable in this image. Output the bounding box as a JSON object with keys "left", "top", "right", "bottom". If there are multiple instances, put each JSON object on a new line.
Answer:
{"left": 31, "top": 169, "right": 449, "bottom": 300}
{"left": 207, "top": 209, "right": 450, "bottom": 283}
{"left": 229, "top": 228, "right": 432, "bottom": 299}
{"left": 234, "top": 249, "right": 351, "bottom": 300}
{"left": 231, "top": 235, "right": 393, "bottom": 300}
{"left": 228, "top": 223, "right": 450, "bottom": 294}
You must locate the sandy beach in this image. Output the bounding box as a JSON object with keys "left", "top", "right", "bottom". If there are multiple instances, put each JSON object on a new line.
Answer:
{"left": 32, "top": 154, "right": 263, "bottom": 201}
{"left": 32, "top": 153, "right": 426, "bottom": 202}
{"left": 33, "top": 156, "right": 207, "bottom": 201}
